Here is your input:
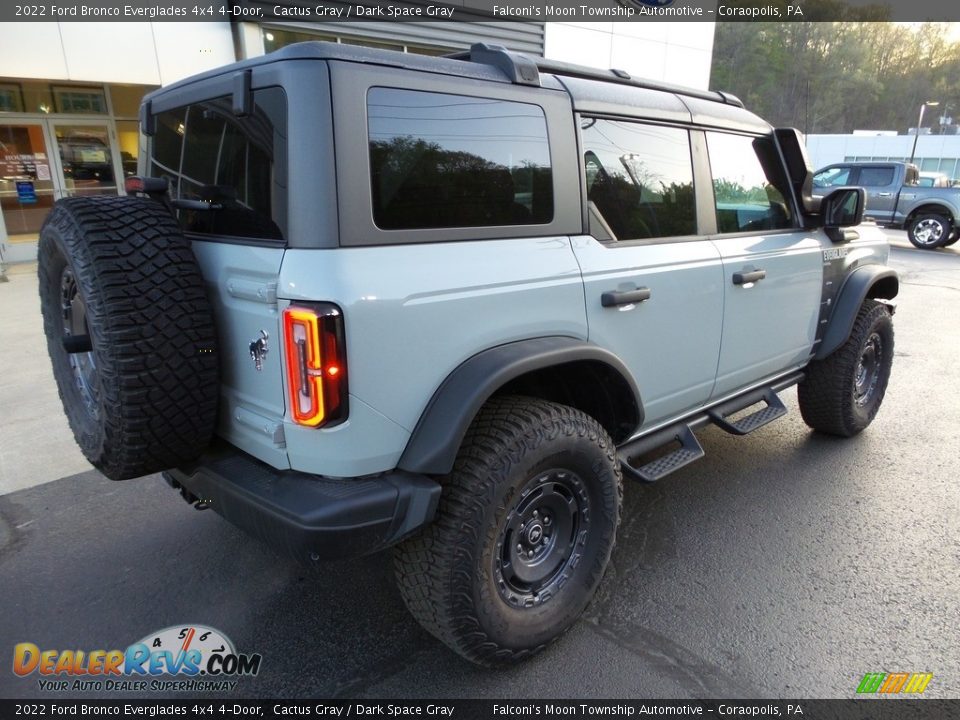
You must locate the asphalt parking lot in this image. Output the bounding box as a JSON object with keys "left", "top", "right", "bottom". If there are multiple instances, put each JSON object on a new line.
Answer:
{"left": 1, "top": 233, "right": 958, "bottom": 699}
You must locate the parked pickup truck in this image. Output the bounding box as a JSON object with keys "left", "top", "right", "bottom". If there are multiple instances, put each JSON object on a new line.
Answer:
{"left": 813, "top": 161, "right": 960, "bottom": 248}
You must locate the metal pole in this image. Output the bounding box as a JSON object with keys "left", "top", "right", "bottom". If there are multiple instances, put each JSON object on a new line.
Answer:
{"left": 909, "top": 103, "right": 926, "bottom": 166}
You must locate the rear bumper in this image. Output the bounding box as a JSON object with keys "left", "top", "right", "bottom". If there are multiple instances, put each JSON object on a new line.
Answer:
{"left": 163, "top": 444, "right": 441, "bottom": 561}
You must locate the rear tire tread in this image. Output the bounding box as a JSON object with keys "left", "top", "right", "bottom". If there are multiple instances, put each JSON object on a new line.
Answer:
{"left": 394, "top": 396, "right": 622, "bottom": 666}
{"left": 38, "top": 196, "right": 218, "bottom": 480}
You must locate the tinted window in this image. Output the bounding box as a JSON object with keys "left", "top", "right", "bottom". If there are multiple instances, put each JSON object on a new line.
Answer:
{"left": 813, "top": 166, "right": 852, "bottom": 188}
{"left": 367, "top": 87, "right": 553, "bottom": 230}
{"left": 580, "top": 119, "right": 696, "bottom": 240}
{"left": 707, "top": 132, "right": 793, "bottom": 233}
{"left": 858, "top": 167, "right": 895, "bottom": 186}
{"left": 149, "top": 88, "right": 286, "bottom": 241}
{"left": 151, "top": 107, "right": 185, "bottom": 181}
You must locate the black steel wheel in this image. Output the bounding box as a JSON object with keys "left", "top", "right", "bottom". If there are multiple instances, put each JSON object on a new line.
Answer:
{"left": 799, "top": 300, "right": 894, "bottom": 437}
{"left": 59, "top": 266, "right": 99, "bottom": 420}
{"left": 394, "top": 396, "right": 622, "bottom": 666}
{"left": 495, "top": 469, "right": 590, "bottom": 608}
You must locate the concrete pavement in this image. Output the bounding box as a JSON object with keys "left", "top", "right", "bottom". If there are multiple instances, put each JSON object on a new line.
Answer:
{"left": 0, "top": 262, "right": 91, "bottom": 495}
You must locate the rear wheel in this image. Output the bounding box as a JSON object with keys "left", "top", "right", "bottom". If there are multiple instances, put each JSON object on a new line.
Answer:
{"left": 907, "top": 213, "right": 951, "bottom": 249}
{"left": 798, "top": 300, "right": 894, "bottom": 437}
{"left": 38, "top": 196, "right": 219, "bottom": 480}
{"left": 394, "top": 396, "right": 621, "bottom": 666}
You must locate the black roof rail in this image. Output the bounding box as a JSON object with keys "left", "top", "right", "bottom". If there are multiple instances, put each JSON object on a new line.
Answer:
{"left": 449, "top": 43, "right": 744, "bottom": 109}
{"left": 446, "top": 43, "right": 540, "bottom": 86}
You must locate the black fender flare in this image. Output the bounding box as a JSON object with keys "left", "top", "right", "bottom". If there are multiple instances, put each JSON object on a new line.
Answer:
{"left": 397, "top": 337, "right": 644, "bottom": 475}
{"left": 816, "top": 266, "right": 898, "bottom": 360}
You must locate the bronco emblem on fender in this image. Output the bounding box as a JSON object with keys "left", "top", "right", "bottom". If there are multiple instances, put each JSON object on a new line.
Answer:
{"left": 249, "top": 330, "right": 269, "bottom": 371}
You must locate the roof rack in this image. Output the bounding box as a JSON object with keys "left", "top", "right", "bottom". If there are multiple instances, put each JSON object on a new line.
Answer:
{"left": 448, "top": 43, "right": 744, "bottom": 109}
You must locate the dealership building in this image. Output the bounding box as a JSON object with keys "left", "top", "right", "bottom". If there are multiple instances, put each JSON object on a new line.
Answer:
{"left": 0, "top": 18, "right": 715, "bottom": 266}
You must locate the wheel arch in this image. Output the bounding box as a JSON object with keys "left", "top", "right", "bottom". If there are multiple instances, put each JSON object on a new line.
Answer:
{"left": 815, "top": 266, "right": 898, "bottom": 360}
{"left": 905, "top": 203, "right": 955, "bottom": 227}
{"left": 397, "top": 337, "right": 643, "bottom": 475}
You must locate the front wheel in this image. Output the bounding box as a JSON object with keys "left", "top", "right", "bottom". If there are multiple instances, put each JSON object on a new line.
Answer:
{"left": 394, "top": 396, "right": 622, "bottom": 666}
{"left": 798, "top": 300, "right": 894, "bottom": 437}
{"left": 907, "top": 213, "right": 951, "bottom": 249}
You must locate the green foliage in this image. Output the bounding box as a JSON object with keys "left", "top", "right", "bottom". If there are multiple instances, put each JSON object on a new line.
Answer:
{"left": 711, "top": 13, "right": 960, "bottom": 134}
{"left": 713, "top": 178, "right": 770, "bottom": 205}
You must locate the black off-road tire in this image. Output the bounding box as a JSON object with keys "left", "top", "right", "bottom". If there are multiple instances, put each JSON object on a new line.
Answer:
{"left": 38, "top": 196, "right": 219, "bottom": 480}
{"left": 798, "top": 300, "right": 893, "bottom": 437}
{"left": 394, "top": 396, "right": 622, "bottom": 666}
{"left": 907, "top": 212, "right": 951, "bottom": 249}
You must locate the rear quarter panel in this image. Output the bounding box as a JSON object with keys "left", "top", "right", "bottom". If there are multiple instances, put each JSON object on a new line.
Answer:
{"left": 278, "top": 238, "right": 587, "bottom": 477}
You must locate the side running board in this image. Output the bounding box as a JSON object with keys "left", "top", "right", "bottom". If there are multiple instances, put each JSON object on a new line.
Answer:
{"left": 618, "top": 373, "right": 803, "bottom": 483}
{"left": 707, "top": 388, "right": 787, "bottom": 436}
{"left": 619, "top": 424, "right": 705, "bottom": 483}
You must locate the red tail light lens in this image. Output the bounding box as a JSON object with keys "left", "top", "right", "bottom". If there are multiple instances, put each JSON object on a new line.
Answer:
{"left": 282, "top": 304, "right": 347, "bottom": 428}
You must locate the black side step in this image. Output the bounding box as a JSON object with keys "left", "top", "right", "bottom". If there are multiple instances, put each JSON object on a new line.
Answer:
{"left": 617, "top": 372, "right": 804, "bottom": 483}
{"left": 618, "top": 425, "right": 705, "bottom": 483}
{"left": 707, "top": 388, "right": 787, "bottom": 436}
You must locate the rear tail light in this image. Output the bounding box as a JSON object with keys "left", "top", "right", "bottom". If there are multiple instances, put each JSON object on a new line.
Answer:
{"left": 282, "top": 304, "right": 347, "bottom": 428}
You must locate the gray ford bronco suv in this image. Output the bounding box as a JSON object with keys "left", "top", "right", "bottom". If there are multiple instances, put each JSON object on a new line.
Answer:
{"left": 39, "top": 42, "right": 898, "bottom": 666}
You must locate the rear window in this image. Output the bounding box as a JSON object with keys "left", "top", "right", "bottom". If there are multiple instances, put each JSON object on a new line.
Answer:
{"left": 149, "top": 87, "right": 287, "bottom": 241}
{"left": 367, "top": 87, "right": 553, "bottom": 230}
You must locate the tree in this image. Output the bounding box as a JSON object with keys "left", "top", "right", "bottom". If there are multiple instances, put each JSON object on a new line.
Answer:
{"left": 710, "top": 12, "right": 960, "bottom": 135}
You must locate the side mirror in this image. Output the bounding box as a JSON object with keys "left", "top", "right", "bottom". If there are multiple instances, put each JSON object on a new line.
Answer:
{"left": 774, "top": 128, "right": 815, "bottom": 213}
{"left": 820, "top": 186, "right": 865, "bottom": 243}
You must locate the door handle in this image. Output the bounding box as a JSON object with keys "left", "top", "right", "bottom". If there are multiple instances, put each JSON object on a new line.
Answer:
{"left": 877, "top": 192, "right": 893, "bottom": 197}
{"left": 732, "top": 269, "right": 766, "bottom": 285}
{"left": 601, "top": 287, "right": 652, "bottom": 307}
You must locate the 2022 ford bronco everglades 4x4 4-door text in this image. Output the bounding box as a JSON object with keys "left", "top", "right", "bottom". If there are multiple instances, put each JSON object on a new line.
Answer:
{"left": 39, "top": 42, "right": 898, "bottom": 666}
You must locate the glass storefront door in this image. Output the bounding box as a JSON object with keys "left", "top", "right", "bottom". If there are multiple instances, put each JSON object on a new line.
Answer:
{"left": 0, "top": 121, "right": 58, "bottom": 246}
{"left": 0, "top": 119, "right": 122, "bottom": 260}
{"left": 51, "top": 122, "right": 120, "bottom": 200}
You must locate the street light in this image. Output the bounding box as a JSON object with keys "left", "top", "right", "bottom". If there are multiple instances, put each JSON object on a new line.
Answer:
{"left": 909, "top": 101, "right": 940, "bottom": 166}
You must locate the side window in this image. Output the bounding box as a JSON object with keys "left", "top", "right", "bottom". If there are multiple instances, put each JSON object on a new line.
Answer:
{"left": 580, "top": 119, "right": 696, "bottom": 241}
{"left": 858, "top": 167, "right": 895, "bottom": 186}
{"left": 367, "top": 87, "right": 553, "bottom": 230}
{"left": 149, "top": 88, "right": 286, "bottom": 241}
{"left": 813, "top": 166, "right": 852, "bottom": 188}
{"left": 706, "top": 132, "right": 794, "bottom": 234}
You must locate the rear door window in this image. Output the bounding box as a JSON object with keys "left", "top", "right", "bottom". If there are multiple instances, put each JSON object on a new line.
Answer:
{"left": 149, "top": 87, "right": 287, "bottom": 241}
{"left": 580, "top": 118, "right": 696, "bottom": 241}
{"left": 858, "top": 167, "right": 896, "bottom": 186}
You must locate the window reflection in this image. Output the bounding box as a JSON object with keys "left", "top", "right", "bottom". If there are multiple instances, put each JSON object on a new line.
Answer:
{"left": 368, "top": 88, "right": 553, "bottom": 230}
{"left": 581, "top": 119, "right": 696, "bottom": 240}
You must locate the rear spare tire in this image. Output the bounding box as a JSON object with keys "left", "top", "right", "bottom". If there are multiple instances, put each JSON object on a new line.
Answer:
{"left": 38, "top": 196, "right": 218, "bottom": 480}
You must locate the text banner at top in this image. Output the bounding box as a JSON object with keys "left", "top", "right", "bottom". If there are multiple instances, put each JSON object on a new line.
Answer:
{"left": 4, "top": 0, "right": 960, "bottom": 23}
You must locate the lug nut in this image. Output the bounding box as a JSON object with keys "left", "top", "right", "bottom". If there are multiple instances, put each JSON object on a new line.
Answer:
{"left": 543, "top": 516, "right": 551, "bottom": 525}
{"left": 528, "top": 550, "right": 534, "bottom": 558}
{"left": 534, "top": 510, "right": 539, "bottom": 518}
{"left": 517, "top": 544, "right": 523, "bottom": 552}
